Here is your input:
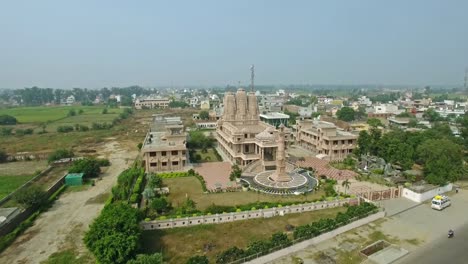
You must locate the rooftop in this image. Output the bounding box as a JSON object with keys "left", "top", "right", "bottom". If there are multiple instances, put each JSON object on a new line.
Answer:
{"left": 259, "top": 112, "right": 290, "bottom": 119}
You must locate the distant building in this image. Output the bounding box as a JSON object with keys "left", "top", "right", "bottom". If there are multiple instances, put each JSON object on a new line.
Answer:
{"left": 134, "top": 97, "right": 170, "bottom": 109}
{"left": 66, "top": 95, "right": 75, "bottom": 105}
{"left": 141, "top": 116, "right": 188, "bottom": 172}
{"left": 200, "top": 100, "right": 210, "bottom": 110}
{"left": 259, "top": 112, "right": 290, "bottom": 128}
{"left": 294, "top": 120, "right": 357, "bottom": 161}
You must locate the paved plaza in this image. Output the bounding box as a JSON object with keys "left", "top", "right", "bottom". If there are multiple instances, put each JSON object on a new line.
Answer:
{"left": 193, "top": 162, "right": 239, "bottom": 190}
{"left": 296, "top": 156, "right": 358, "bottom": 180}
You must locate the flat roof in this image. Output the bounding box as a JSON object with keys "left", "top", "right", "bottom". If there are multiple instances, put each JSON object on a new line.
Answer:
{"left": 259, "top": 112, "right": 290, "bottom": 119}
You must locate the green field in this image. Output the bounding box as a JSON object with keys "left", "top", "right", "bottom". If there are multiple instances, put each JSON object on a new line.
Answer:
{"left": 0, "top": 106, "right": 123, "bottom": 123}
{"left": 0, "top": 174, "right": 35, "bottom": 199}
{"left": 141, "top": 207, "right": 345, "bottom": 263}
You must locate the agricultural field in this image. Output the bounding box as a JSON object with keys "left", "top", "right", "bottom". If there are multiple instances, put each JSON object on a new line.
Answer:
{"left": 141, "top": 207, "right": 345, "bottom": 263}
{"left": 164, "top": 177, "right": 326, "bottom": 211}
{"left": 0, "top": 174, "right": 36, "bottom": 200}
{"left": 0, "top": 106, "right": 118, "bottom": 123}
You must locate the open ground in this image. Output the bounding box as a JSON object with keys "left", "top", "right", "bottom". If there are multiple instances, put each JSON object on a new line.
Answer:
{"left": 0, "top": 140, "right": 138, "bottom": 264}
{"left": 141, "top": 207, "right": 346, "bottom": 263}
{"left": 164, "top": 176, "right": 326, "bottom": 211}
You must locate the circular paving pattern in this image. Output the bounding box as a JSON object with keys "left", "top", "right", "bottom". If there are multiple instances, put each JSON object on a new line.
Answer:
{"left": 254, "top": 170, "right": 308, "bottom": 189}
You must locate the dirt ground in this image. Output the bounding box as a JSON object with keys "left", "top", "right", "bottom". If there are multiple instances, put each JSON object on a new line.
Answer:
{"left": 0, "top": 140, "right": 138, "bottom": 264}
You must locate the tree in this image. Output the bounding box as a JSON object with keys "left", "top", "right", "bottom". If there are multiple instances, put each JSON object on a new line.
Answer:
{"left": 84, "top": 203, "right": 142, "bottom": 264}
{"left": 336, "top": 107, "right": 356, "bottom": 122}
{"left": 13, "top": 185, "right": 47, "bottom": 208}
{"left": 150, "top": 197, "right": 169, "bottom": 213}
{"left": 417, "top": 139, "right": 463, "bottom": 185}
{"left": 199, "top": 110, "right": 209, "bottom": 120}
{"left": 47, "top": 149, "right": 74, "bottom": 163}
{"left": 102, "top": 108, "right": 108, "bottom": 114}
{"left": 0, "top": 115, "right": 17, "bottom": 125}
{"left": 0, "top": 149, "right": 7, "bottom": 163}
{"left": 127, "top": 253, "right": 163, "bottom": 264}
{"left": 147, "top": 173, "right": 163, "bottom": 188}
{"left": 356, "top": 130, "right": 371, "bottom": 156}
{"left": 367, "top": 118, "right": 383, "bottom": 128}
{"left": 423, "top": 108, "right": 441, "bottom": 122}
{"left": 342, "top": 179, "right": 351, "bottom": 195}
{"left": 186, "top": 255, "right": 209, "bottom": 264}
{"left": 230, "top": 164, "right": 242, "bottom": 181}
{"left": 68, "top": 158, "right": 101, "bottom": 178}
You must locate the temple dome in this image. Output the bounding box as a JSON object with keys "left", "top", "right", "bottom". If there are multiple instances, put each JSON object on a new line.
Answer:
{"left": 255, "top": 129, "right": 275, "bottom": 141}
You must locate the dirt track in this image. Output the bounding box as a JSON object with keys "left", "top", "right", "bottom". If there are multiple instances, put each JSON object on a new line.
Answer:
{"left": 0, "top": 141, "right": 137, "bottom": 264}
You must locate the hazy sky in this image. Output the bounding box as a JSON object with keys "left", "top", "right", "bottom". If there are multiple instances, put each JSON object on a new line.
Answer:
{"left": 1, "top": 0, "right": 467, "bottom": 88}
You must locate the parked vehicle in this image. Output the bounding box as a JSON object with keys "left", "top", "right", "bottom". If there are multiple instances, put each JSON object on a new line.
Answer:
{"left": 431, "top": 195, "right": 451, "bottom": 210}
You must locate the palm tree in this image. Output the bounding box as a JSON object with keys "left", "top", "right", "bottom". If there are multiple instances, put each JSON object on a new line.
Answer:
{"left": 342, "top": 179, "right": 351, "bottom": 195}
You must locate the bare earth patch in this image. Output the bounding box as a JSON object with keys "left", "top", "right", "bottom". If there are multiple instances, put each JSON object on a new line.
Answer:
{"left": 0, "top": 141, "right": 137, "bottom": 264}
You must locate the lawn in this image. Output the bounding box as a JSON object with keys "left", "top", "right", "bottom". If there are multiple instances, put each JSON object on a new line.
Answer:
{"left": 141, "top": 206, "right": 346, "bottom": 263}
{"left": 0, "top": 106, "right": 117, "bottom": 123}
{"left": 0, "top": 174, "right": 35, "bottom": 199}
{"left": 192, "top": 148, "right": 221, "bottom": 162}
{"left": 164, "top": 177, "right": 326, "bottom": 211}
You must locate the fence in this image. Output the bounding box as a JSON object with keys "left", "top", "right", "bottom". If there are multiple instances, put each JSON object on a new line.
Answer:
{"left": 0, "top": 166, "right": 54, "bottom": 207}
{"left": 0, "top": 173, "right": 68, "bottom": 237}
{"left": 236, "top": 209, "right": 385, "bottom": 264}
{"left": 141, "top": 198, "right": 359, "bottom": 230}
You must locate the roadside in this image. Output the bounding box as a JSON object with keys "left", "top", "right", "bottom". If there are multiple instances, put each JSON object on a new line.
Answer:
{"left": 0, "top": 140, "right": 138, "bottom": 264}
{"left": 270, "top": 188, "right": 468, "bottom": 264}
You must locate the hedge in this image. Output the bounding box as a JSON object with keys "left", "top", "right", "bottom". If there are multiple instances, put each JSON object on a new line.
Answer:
{"left": 129, "top": 172, "right": 145, "bottom": 204}
{"left": 158, "top": 172, "right": 189, "bottom": 179}
{"left": 214, "top": 203, "right": 378, "bottom": 263}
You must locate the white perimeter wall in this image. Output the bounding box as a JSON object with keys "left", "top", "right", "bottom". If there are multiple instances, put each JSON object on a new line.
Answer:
{"left": 402, "top": 183, "right": 453, "bottom": 203}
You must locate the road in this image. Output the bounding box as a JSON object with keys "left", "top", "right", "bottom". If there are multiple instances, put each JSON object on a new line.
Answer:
{"left": 396, "top": 221, "right": 468, "bottom": 264}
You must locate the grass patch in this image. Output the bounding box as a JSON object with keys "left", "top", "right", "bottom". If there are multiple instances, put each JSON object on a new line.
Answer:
{"left": 404, "top": 238, "right": 422, "bottom": 246}
{"left": 193, "top": 149, "right": 221, "bottom": 163}
{"left": 41, "top": 249, "right": 94, "bottom": 264}
{"left": 0, "top": 161, "right": 48, "bottom": 176}
{"left": 367, "top": 230, "right": 399, "bottom": 244}
{"left": 335, "top": 248, "right": 365, "bottom": 264}
{"left": 164, "top": 177, "right": 326, "bottom": 210}
{"left": 0, "top": 106, "right": 119, "bottom": 123}
{"left": 86, "top": 192, "right": 111, "bottom": 204}
{"left": 0, "top": 174, "right": 35, "bottom": 199}
{"left": 141, "top": 207, "right": 345, "bottom": 263}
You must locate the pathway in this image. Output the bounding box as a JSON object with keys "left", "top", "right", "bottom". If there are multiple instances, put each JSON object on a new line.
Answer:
{"left": 0, "top": 141, "right": 137, "bottom": 264}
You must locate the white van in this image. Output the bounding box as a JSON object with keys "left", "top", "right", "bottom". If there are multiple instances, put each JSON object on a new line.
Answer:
{"left": 431, "top": 195, "right": 451, "bottom": 210}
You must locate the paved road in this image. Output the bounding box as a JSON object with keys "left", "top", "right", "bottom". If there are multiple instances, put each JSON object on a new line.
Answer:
{"left": 396, "top": 221, "right": 468, "bottom": 264}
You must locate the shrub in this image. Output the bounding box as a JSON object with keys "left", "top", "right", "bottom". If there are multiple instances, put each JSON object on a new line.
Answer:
{"left": 13, "top": 185, "right": 47, "bottom": 208}
{"left": 47, "top": 149, "right": 74, "bottom": 163}
{"left": 97, "top": 158, "right": 111, "bottom": 166}
{"left": 68, "top": 158, "right": 101, "bottom": 178}
{"left": 15, "top": 128, "right": 33, "bottom": 136}
{"left": 127, "top": 253, "right": 163, "bottom": 264}
{"left": 57, "top": 125, "right": 74, "bottom": 133}
{"left": 216, "top": 246, "right": 246, "bottom": 264}
{"left": 67, "top": 109, "right": 76, "bottom": 116}
{"left": 0, "top": 114, "right": 17, "bottom": 125}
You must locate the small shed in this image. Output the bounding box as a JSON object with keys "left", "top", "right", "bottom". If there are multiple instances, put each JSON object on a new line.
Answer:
{"left": 65, "top": 173, "right": 84, "bottom": 186}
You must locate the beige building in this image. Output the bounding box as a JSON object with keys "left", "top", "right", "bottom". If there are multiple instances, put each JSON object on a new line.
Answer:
{"left": 294, "top": 119, "right": 357, "bottom": 161}
{"left": 216, "top": 88, "right": 290, "bottom": 168}
{"left": 135, "top": 97, "right": 170, "bottom": 109}
{"left": 141, "top": 116, "right": 188, "bottom": 172}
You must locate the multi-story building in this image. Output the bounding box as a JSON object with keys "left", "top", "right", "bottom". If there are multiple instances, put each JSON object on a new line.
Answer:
{"left": 134, "top": 97, "right": 170, "bottom": 109}
{"left": 216, "top": 88, "right": 290, "bottom": 168}
{"left": 294, "top": 119, "right": 357, "bottom": 161}
{"left": 141, "top": 116, "right": 188, "bottom": 172}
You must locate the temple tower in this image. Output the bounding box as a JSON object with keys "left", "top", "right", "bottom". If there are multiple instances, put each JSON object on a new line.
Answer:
{"left": 235, "top": 88, "right": 248, "bottom": 121}
{"left": 223, "top": 92, "right": 236, "bottom": 121}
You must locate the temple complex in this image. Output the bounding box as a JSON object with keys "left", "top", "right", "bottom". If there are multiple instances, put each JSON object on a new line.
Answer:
{"left": 216, "top": 87, "right": 291, "bottom": 169}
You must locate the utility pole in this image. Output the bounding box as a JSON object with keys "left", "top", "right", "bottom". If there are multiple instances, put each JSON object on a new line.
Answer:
{"left": 250, "top": 64, "right": 255, "bottom": 92}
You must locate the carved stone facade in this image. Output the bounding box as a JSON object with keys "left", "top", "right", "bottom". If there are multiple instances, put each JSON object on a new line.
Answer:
{"left": 216, "top": 88, "right": 290, "bottom": 168}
